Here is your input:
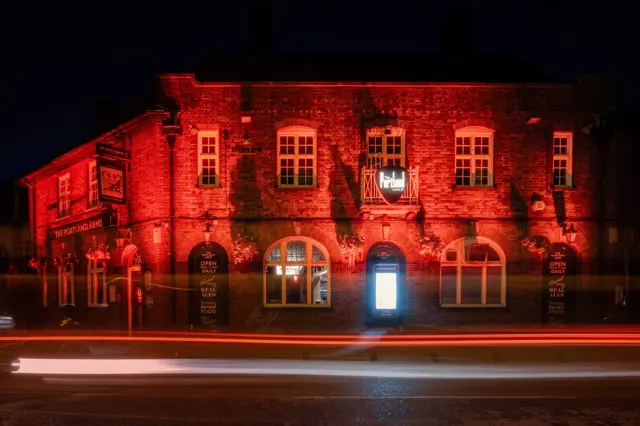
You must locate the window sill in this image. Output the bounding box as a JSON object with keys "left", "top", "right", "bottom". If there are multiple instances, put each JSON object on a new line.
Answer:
{"left": 197, "top": 184, "right": 220, "bottom": 189}
{"left": 452, "top": 185, "right": 496, "bottom": 190}
{"left": 440, "top": 304, "right": 506, "bottom": 309}
{"left": 551, "top": 185, "right": 574, "bottom": 192}
{"left": 276, "top": 185, "right": 318, "bottom": 190}
{"left": 264, "top": 303, "right": 331, "bottom": 308}
{"left": 54, "top": 214, "right": 72, "bottom": 222}
{"left": 57, "top": 303, "right": 75, "bottom": 308}
{"left": 85, "top": 204, "right": 103, "bottom": 213}
{"left": 87, "top": 303, "right": 109, "bottom": 308}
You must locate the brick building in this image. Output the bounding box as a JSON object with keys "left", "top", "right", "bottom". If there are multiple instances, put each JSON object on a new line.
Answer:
{"left": 22, "top": 53, "right": 623, "bottom": 331}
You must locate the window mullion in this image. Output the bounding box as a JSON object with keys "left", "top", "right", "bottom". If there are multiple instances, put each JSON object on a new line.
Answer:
{"left": 281, "top": 242, "right": 287, "bottom": 305}
{"left": 306, "top": 241, "right": 312, "bottom": 305}
{"left": 456, "top": 240, "right": 462, "bottom": 305}
{"left": 481, "top": 265, "right": 487, "bottom": 305}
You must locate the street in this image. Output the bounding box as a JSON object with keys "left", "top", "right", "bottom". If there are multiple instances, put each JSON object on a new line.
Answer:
{"left": 2, "top": 364, "right": 640, "bottom": 425}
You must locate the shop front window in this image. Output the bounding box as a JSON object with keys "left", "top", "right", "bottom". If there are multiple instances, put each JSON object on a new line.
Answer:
{"left": 58, "top": 261, "right": 75, "bottom": 307}
{"left": 87, "top": 259, "right": 108, "bottom": 306}
{"left": 440, "top": 237, "right": 506, "bottom": 307}
{"left": 264, "top": 237, "right": 330, "bottom": 306}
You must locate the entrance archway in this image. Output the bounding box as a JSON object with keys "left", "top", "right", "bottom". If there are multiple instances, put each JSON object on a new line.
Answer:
{"left": 188, "top": 242, "right": 229, "bottom": 328}
{"left": 122, "top": 245, "right": 143, "bottom": 330}
{"left": 365, "top": 242, "right": 406, "bottom": 327}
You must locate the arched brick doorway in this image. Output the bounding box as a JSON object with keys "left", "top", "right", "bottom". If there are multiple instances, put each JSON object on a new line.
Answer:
{"left": 365, "top": 242, "right": 406, "bottom": 327}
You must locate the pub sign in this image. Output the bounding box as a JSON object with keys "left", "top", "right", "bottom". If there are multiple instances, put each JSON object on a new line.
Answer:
{"left": 97, "top": 158, "right": 127, "bottom": 205}
{"left": 542, "top": 243, "right": 577, "bottom": 324}
{"left": 188, "top": 242, "right": 229, "bottom": 327}
{"left": 375, "top": 165, "right": 407, "bottom": 204}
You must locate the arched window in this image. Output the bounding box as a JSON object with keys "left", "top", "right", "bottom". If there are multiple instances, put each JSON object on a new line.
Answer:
{"left": 440, "top": 237, "right": 506, "bottom": 307}
{"left": 264, "top": 237, "right": 330, "bottom": 306}
{"left": 366, "top": 127, "right": 405, "bottom": 169}
{"left": 455, "top": 126, "right": 494, "bottom": 187}
{"left": 277, "top": 126, "right": 317, "bottom": 187}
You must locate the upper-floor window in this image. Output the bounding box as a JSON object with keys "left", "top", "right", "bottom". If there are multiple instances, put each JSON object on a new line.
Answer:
{"left": 88, "top": 161, "right": 100, "bottom": 208}
{"left": 277, "top": 126, "right": 316, "bottom": 187}
{"left": 366, "top": 127, "right": 405, "bottom": 169}
{"left": 198, "top": 131, "right": 219, "bottom": 187}
{"left": 455, "top": 126, "right": 494, "bottom": 187}
{"left": 440, "top": 237, "right": 506, "bottom": 307}
{"left": 58, "top": 174, "right": 71, "bottom": 217}
{"left": 552, "top": 131, "right": 573, "bottom": 187}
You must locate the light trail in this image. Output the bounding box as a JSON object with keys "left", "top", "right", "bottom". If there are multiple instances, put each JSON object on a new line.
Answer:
{"left": 13, "top": 357, "right": 640, "bottom": 379}
{"left": 1, "top": 334, "right": 640, "bottom": 346}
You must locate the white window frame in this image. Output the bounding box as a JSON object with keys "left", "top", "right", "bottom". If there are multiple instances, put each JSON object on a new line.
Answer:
{"left": 58, "top": 173, "right": 71, "bottom": 217}
{"left": 87, "top": 161, "right": 100, "bottom": 208}
{"left": 440, "top": 237, "right": 506, "bottom": 307}
{"left": 552, "top": 131, "right": 573, "bottom": 188}
{"left": 277, "top": 126, "right": 317, "bottom": 188}
{"left": 263, "top": 237, "right": 331, "bottom": 307}
{"left": 454, "top": 126, "right": 494, "bottom": 187}
{"left": 366, "top": 127, "right": 406, "bottom": 169}
{"left": 87, "top": 259, "right": 108, "bottom": 307}
{"left": 197, "top": 131, "right": 220, "bottom": 187}
{"left": 58, "top": 262, "right": 75, "bottom": 307}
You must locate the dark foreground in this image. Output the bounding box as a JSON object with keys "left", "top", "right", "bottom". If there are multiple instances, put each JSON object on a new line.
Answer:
{"left": 2, "top": 372, "right": 640, "bottom": 425}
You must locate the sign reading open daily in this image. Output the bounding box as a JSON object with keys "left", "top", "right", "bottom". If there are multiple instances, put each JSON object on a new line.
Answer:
{"left": 49, "top": 212, "right": 117, "bottom": 240}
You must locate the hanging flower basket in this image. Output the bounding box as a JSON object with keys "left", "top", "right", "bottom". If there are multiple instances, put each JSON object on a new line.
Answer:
{"left": 337, "top": 234, "right": 366, "bottom": 271}
{"left": 28, "top": 257, "right": 45, "bottom": 270}
{"left": 521, "top": 236, "right": 550, "bottom": 254}
{"left": 232, "top": 235, "right": 259, "bottom": 265}
{"left": 418, "top": 232, "right": 444, "bottom": 261}
{"left": 65, "top": 252, "right": 80, "bottom": 265}
{"left": 86, "top": 244, "right": 111, "bottom": 261}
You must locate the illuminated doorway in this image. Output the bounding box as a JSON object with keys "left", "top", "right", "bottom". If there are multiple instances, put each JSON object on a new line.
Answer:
{"left": 365, "top": 242, "right": 406, "bottom": 327}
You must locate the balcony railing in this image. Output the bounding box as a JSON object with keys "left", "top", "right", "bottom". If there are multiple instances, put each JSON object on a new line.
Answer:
{"left": 360, "top": 167, "right": 419, "bottom": 206}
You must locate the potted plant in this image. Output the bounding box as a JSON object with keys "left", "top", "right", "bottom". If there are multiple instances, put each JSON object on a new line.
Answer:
{"left": 337, "top": 234, "right": 366, "bottom": 272}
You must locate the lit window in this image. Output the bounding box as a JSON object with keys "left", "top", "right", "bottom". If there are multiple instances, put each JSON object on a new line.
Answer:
{"left": 264, "top": 237, "right": 330, "bottom": 306}
{"left": 88, "top": 161, "right": 100, "bottom": 208}
{"left": 198, "top": 131, "right": 220, "bottom": 187}
{"left": 58, "top": 174, "right": 71, "bottom": 217}
{"left": 454, "top": 126, "right": 494, "bottom": 187}
{"left": 58, "top": 261, "right": 75, "bottom": 307}
{"left": 277, "top": 126, "right": 317, "bottom": 187}
{"left": 366, "top": 127, "right": 405, "bottom": 169}
{"left": 440, "top": 237, "right": 506, "bottom": 307}
{"left": 87, "top": 259, "right": 108, "bottom": 306}
{"left": 552, "top": 132, "right": 573, "bottom": 187}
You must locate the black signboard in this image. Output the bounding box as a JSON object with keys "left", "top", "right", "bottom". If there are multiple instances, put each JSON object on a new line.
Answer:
{"left": 49, "top": 211, "right": 117, "bottom": 240}
{"left": 542, "top": 243, "right": 577, "bottom": 324}
{"left": 188, "top": 242, "right": 229, "bottom": 328}
{"left": 375, "top": 165, "right": 407, "bottom": 204}
{"left": 97, "top": 158, "right": 127, "bottom": 205}
{"left": 96, "top": 143, "right": 129, "bottom": 160}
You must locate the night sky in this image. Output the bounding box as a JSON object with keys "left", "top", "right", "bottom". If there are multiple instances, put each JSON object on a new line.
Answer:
{"left": 0, "top": 0, "right": 634, "bottom": 184}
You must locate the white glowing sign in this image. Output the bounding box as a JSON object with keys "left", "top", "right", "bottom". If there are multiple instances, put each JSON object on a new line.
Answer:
{"left": 276, "top": 266, "right": 303, "bottom": 276}
{"left": 375, "top": 272, "right": 397, "bottom": 310}
{"left": 378, "top": 170, "right": 405, "bottom": 191}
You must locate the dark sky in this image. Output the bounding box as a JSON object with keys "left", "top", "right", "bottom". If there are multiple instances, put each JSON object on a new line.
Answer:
{"left": 0, "top": 0, "right": 634, "bottom": 183}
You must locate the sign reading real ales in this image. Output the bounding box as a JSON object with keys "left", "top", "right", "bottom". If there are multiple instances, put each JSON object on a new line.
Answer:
{"left": 188, "top": 242, "right": 229, "bottom": 327}
{"left": 542, "top": 243, "right": 577, "bottom": 324}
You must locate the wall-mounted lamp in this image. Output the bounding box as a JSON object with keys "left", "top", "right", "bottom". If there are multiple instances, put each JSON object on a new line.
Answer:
{"left": 242, "top": 129, "right": 251, "bottom": 145}
{"left": 203, "top": 222, "right": 213, "bottom": 243}
{"left": 562, "top": 223, "right": 578, "bottom": 244}
{"left": 188, "top": 124, "right": 200, "bottom": 136}
{"left": 114, "top": 236, "right": 127, "bottom": 249}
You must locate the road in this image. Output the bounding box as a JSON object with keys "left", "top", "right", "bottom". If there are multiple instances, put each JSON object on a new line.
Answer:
{"left": 2, "top": 365, "right": 640, "bottom": 425}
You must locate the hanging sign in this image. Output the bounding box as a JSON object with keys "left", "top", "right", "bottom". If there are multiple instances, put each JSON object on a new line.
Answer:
{"left": 96, "top": 143, "right": 129, "bottom": 160}
{"left": 188, "top": 243, "right": 229, "bottom": 328}
{"left": 97, "top": 158, "right": 127, "bottom": 205}
{"left": 542, "top": 243, "right": 577, "bottom": 324}
{"left": 375, "top": 165, "right": 407, "bottom": 204}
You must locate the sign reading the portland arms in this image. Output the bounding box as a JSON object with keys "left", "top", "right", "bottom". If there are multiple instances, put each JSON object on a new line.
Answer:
{"left": 188, "top": 243, "right": 229, "bottom": 328}
{"left": 49, "top": 212, "right": 117, "bottom": 240}
{"left": 375, "top": 165, "right": 407, "bottom": 204}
